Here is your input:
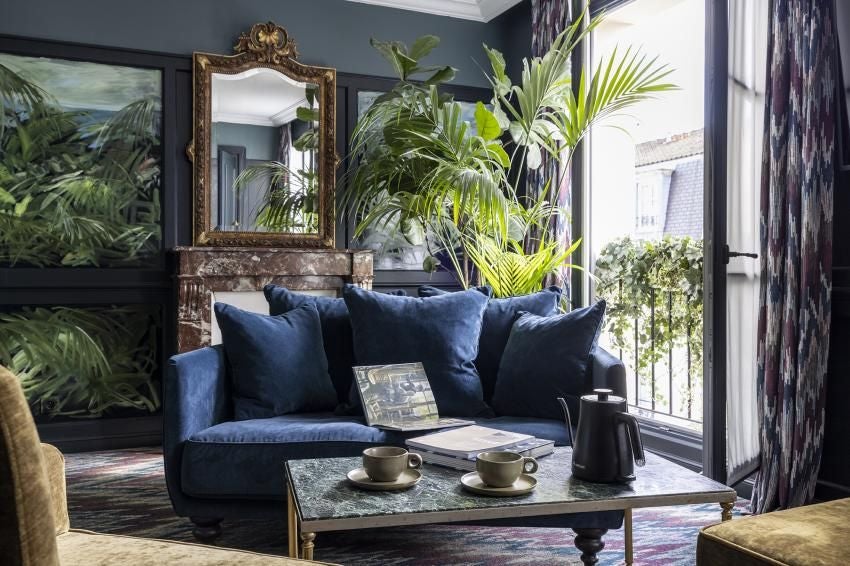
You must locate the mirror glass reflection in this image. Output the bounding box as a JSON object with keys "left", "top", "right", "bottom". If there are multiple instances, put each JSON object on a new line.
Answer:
{"left": 210, "top": 68, "right": 319, "bottom": 234}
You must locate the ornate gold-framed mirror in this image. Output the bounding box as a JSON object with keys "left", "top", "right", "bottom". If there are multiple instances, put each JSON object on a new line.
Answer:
{"left": 191, "top": 22, "right": 336, "bottom": 247}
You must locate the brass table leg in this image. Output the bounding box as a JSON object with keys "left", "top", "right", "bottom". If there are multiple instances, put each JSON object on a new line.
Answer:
{"left": 301, "top": 532, "right": 316, "bottom": 561}
{"left": 287, "top": 485, "right": 298, "bottom": 558}
{"left": 721, "top": 501, "right": 734, "bottom": 522}
{"left": 624, "top": 508, "right": 634, "bottom": 565}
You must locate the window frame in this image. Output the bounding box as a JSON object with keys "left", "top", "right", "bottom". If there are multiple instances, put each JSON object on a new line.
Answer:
{"left": 572, "top": 0, "right": 726, "bottom": 476}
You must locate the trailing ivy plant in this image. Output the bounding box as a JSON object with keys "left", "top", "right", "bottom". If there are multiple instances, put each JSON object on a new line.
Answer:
{"left": 0, "top": 63, "right": 161, "bottom": 267}
{"left": 593, "top": 236, "right": 703, "bottom": 412}
{"left": 0, "top": 305, "right": 160, "bottom": 418}
{"left": 340, "top": 10, "right": 677, "bottom": 297}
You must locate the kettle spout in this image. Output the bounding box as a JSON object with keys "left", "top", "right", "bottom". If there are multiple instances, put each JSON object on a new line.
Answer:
{"left": 556, "top": 397, "right": 574, "bottom": 447}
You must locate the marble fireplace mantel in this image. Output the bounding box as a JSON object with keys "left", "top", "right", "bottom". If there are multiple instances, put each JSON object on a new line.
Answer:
{"left": 173, "top": 247, "right": 373, "bottom": 352}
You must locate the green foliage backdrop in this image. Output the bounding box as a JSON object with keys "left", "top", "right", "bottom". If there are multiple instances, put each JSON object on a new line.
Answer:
{"left": 0, "top": 305, "right": 160, "bottom": 419}
{"left": 0, "top": 61, "right": 161, "bottom": 267}
{"left": 340, "top": 13, "right": 677, "bottom": 297}
{"left": 594, "top": 236, "right": 703, "bottom": 415}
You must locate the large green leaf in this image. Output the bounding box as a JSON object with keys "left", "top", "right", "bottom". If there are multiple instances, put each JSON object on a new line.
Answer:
{"left": 369, "top": 38, "right": 408, "bottom": 79}
{"left": 409, "top": 35, "right": 440, "bottom": 60}
{"left": 474, "top": 102, "right": 501, "bottom": 141}
{"left": 423, "top": 65, "right": 456, "bottom": 85}
{"left": 296, "top": 106, "right": 319, "bottom": 122}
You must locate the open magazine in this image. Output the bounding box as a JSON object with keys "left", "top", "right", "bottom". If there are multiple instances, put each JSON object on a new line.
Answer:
{"left": 352, "top": 363, "right": 474, "bottom": 431}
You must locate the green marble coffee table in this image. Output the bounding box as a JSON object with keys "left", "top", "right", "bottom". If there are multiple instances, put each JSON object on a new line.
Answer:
{"left": 285, "top": 447, "right": 735, "bottom": 565}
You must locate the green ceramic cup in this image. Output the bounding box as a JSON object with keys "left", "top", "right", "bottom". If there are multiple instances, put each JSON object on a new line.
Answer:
{"left": 362, "top": 446, "right": 423, "bottom": 482}
{"left": 476, "top": 451, "right": 538, "bottom": 488}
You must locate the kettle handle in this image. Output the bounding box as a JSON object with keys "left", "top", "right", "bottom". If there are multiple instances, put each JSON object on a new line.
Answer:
{"left": 556, "top": 397, "right": 574, "bottom": 447}
{"left": 615, "top": 412, "right": 646, "bottom": 469}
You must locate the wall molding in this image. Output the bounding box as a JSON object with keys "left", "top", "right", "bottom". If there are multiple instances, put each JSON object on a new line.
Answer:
{"left": 345, "top": 0, "right": 522, "bottom": 22}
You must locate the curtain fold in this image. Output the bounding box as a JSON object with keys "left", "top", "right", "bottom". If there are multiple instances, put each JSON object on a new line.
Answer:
{"left": 752, "top": 0, "right": 837, "bottom": 514}
{"left": 278, "top": 123, "right": 292, "bottom": 169}
{"left": 529, "top": 0, "right": 573, "bottom": 295}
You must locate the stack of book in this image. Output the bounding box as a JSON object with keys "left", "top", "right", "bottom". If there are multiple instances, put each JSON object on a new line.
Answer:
{"left": 406, "top": 425, "right": 555, "bottom": 472}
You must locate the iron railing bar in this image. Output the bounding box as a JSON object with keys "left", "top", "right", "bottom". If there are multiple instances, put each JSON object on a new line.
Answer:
{"left": 634, "top": 315, "right": 639, "bottom": 408}
{"left": 650, "top": 287, "right": 656, "bottom": 412}
{"left": 687, "top": 317, "right": 693, "bottom": 420}
{"left": 618, "top": 280, "right": 624, "bottom": 372}
{"left": 668, "top": 291, "right": 674, "bottom": 416}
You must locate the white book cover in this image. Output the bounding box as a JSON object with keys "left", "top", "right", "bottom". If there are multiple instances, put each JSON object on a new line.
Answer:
{"left": 413, "top": 440, "right": 556, "bottom": 471}
{"left": 406, "top": 425, "right": 534, "bottom": 458}
{"left": 352, "top": 362, "right": 474, "bottom": 431}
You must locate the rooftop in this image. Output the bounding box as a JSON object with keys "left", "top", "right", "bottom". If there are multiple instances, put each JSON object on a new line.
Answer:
{"left": 635, "top": 128, "right": 704, "bottom": 167}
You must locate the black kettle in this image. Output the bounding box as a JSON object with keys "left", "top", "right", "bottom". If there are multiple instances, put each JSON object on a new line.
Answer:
{"left": 557, "top": 389, "right": 645, "bottom": 483}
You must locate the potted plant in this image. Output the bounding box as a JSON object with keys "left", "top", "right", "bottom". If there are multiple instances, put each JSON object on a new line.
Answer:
{"left": 340, "top": 10, "right": 676, "bottom": 298}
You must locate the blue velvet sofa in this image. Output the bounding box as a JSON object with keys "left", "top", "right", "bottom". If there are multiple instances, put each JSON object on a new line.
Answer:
{"left": 164, "top": 344, "right": 628, "bottom": 538}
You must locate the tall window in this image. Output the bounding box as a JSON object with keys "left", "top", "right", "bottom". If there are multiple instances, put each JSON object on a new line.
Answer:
{"left": 587, "top": 0, "right": 705, "bottom": 432}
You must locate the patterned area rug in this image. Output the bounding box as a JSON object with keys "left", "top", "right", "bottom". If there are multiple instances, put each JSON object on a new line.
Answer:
{"left": 64, "top": 448, "right": 748, "bottom": 565}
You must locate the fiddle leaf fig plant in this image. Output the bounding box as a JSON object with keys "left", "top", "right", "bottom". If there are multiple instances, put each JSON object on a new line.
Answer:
{"left": 341, "top": 9, "right": 677, "bottom": 296}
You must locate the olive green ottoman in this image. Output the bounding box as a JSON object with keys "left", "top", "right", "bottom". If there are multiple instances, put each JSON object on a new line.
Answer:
{"left": 697, "top": 498, "right": 850, "bottom": 565}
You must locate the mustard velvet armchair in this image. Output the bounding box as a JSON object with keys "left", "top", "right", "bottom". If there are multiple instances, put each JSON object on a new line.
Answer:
{"left": 697, "top": 498, "right": 850, "bottom": 565}
{"left": 0, "top": 366, "right": 333, "bottom": 566}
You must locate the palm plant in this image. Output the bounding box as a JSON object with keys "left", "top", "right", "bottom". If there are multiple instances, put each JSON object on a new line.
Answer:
{"left": 0, "top": 63, "right": 161, "bottom": 267}
{"left": 341, "top": 10, "right": 677, "bottom": 297}
{"left": 234, "top": 161, "right": 318, "bottom": 232}
{"left": 234, "top": 89, "right": 320, "bottom": 232}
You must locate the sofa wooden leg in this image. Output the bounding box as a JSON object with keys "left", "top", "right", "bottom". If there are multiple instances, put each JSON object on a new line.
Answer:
{"left": 190, "top": 517, "right": 223, "bottom": 542}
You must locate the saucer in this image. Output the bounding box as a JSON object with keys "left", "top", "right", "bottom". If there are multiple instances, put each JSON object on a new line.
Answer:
{"left": 347, "top": 468, "right": 422, "bottom": 491}
{"left": 460, "top": 472, "right": 537, "bottom": 497}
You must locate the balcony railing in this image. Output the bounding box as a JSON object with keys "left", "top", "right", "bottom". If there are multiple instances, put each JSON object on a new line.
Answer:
{"left": 594, "top": 236, "right": 704, "bottom": 431}
{"left": 611, "top": 285, "right": 702, "bottom": 430}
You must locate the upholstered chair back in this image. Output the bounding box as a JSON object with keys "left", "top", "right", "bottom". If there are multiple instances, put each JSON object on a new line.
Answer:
{"left": 0, "top": 366, "right": 61, "bottom": 566}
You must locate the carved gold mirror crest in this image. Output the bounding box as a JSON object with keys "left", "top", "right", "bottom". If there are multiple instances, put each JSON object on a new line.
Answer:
{"left": 191, "top": 22, "right": 336, "bottom": 247}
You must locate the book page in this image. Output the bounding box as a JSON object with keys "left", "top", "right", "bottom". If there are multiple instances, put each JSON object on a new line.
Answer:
{"left": 407, "top": 425, "right": 533, "bottom": 455}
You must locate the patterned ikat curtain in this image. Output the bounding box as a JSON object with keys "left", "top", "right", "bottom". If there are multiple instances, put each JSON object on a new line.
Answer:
{"left": 751, "top": 0, "right": 837, "bottom": 513}
{"left": 529, "top": 0, "right": 573, "bottom": 295}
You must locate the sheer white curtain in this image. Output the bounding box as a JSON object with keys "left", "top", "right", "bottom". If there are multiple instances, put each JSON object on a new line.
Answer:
{"left": 725, "top": 0, "right": 768, "bottom": 485}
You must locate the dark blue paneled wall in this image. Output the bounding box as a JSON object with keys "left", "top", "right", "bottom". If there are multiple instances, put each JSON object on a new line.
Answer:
{"left": 0, "top": 0, "right": 529, "bottom": 88}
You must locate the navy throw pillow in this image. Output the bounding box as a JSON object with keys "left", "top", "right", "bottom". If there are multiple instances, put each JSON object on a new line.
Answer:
{"left": 418, "top": 285, "right": 561, "bottom": 401}
{"left": 343, "top": 284, "right": 491, "bottom": 417}
{"left": 491, "top": 300, "right": 606, "bottom": 420}
{"left": 214, "top": 302, "right": 337, "bottom": 420}
{"left": 264, "top": 285, "right": 405, "bottom": 403}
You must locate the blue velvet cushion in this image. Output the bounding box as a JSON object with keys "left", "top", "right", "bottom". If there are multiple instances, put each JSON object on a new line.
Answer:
{"left": 213, "top": 302, "right": 337, "bottom": 419}
{"left": 491, "top": 301, "right": 606, "bottom": 420}
{"left": 343, "top": 284, "right": 491, "bottom": 417}
{"left": 418, "top": 285, "right": 562, "bottom": 400}
{"left": 264, "top": 285, "right": 405, "bottom": 403}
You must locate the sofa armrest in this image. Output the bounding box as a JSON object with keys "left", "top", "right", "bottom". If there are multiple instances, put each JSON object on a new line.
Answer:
{"left": 590, "top": 347, "right": 627, "bottom": 398}
{"left": 163, "top": 345, "right": 230, "bottom": 515}
{"left": 40, "top": 444, "right": 69, "bottom": 536}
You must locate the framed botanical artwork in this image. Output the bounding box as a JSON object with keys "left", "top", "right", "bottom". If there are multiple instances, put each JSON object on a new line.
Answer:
{"left": 0, "top": 53, "right": 163, "bottom": 267}
{"left": 0, "top": 34, "right": 190, "bottom": 449}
